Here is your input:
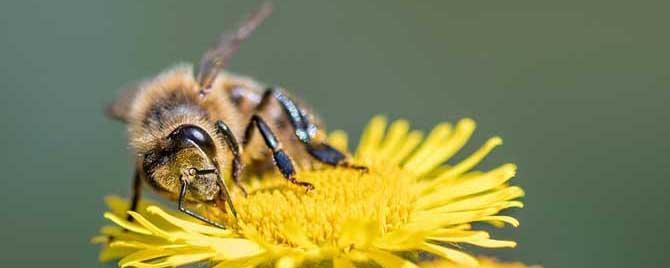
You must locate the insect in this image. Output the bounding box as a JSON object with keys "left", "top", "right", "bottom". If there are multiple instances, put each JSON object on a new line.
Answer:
{"left": 106, "top": 4, "right": 364, "bottom": 228}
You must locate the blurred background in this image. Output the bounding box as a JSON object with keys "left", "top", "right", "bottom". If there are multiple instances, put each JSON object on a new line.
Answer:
{"left": 1, "top": 0, "right": 668, "bottom": 267}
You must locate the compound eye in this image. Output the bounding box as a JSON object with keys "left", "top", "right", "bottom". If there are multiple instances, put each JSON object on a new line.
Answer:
{"left": 168, "top": 125, "right": 216, "bottom": 158}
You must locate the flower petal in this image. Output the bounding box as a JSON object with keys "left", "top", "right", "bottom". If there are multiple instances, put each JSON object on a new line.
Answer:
{"left": 466, "top": 238, "right": 517, "bottom": 248}
{"left": 146, "top": 206, "right": 232, "bottom": 236}
{"left": 423, "top": 186, "right": 525, "bottom": 214}
{"left": 377, "top": 119, "right": 410, "bottom": 159}
{"left": 387, "top": 130, "right": 424, "bottom": 165}
{"left": 280, "top": 221, "right": 318, "bottom": 249}
{"left": 127, "top": 211, "right": 174, "bottom": 240}
{"left": 212, "top": 253, "right": 271, "bottom": 268}
{"left": 333, "top": 256, "right": 356, "bottom": 268}
{"left": 103, "top": 212, "right": 152, "bottom": 235}
{"left": 403, "top": 123, "right": 452, "bottom": 171}
{"left": 356, "top": 116, "right": 387, "bottom": 159}
{"left": 410, "top": 208, "right": 500, "bottom": 230}
{"left": 420, "top": 242, "right": 478, "bottom": 267}
{"left": 364, "top": 249, "right": 419, "bottom": 268}
{"left": 417, "top": 164, "right": 517, "bottom": 209}
{"left": 119, "top": 249, "right": 174, "bottom": 267}
{"left": 412, "top": 119, "right": 475, "bottom": 176}
{"left": 328, "top": 130, "right": 349, "bottom": 152}
{"left": 427, "top": 230, "right": 490, "bottom": 243}
{"left": 99, "top": 246, "right": 136, "bottom": 262}
{"left": 437, "top": 136, "right": 502, "bottom": 179}
{"left": 338, "top": 219, "right": 380, "bottom": 249}
{"left": 479, "top": 216, "right": 520, "bottom": 227}
{"left": 210, "top": 238, "right": 266, "bottom": 260}
{"left": 162, "top": 252, "right": 216, "bottom": 267}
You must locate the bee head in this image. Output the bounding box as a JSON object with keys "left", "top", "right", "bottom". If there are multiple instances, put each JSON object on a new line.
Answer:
{"left": 143, "top": 124, "right": 222, "bottom": 202}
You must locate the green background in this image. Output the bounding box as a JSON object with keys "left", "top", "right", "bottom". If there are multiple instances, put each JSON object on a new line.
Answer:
{"left": 1, "top": 0, "right": 668, "bottom": 267}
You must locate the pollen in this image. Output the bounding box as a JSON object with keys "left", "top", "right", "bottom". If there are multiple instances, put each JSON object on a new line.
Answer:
{"left": 94, "top": 116, "right": 525, "bottom": 268}
{"left": 218, "top": 162, "right": 417, "bottom": 247}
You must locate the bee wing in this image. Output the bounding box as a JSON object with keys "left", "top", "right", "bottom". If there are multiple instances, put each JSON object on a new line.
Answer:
{"left": 105, "top": 82, "right": 142, "bottom": 122}
{"left": 197, "top": 3, "right": 272, "bottom": 90}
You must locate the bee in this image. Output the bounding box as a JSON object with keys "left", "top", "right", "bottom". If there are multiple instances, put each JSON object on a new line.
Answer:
{"left": 106, "top": 3, "right": 364, "bottom": 228}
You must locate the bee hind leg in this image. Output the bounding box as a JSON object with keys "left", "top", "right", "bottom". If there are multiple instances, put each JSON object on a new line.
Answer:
{"left": 259, "top": 87, "right": 366, "bottom": 171}
{"left": 243, "top": 114, "right": 314, "bottom": 191}
{"left": 305, "top": 142, "right": 368, "bottom": 171}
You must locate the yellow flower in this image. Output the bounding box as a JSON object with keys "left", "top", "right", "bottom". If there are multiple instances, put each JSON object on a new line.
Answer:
{"left": 419, "top": 257, "right": 539, "bottom": 268}
{"left": 93, "top": 116, "right": 524, "bottom": 268}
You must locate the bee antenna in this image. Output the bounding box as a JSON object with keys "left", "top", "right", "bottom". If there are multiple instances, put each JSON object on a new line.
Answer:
{"left": 197, "top": 2, "right": 273, "bottom": 94}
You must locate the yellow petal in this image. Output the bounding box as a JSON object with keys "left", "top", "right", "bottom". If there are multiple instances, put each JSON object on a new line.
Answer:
{"left": 437, "top": 136, "right": 502, "bottom": 179}
{"left": 328, "top": 130, "right": 349, "bottom": 152}
{"left": 210, "top": 238, "right": 266, "bottom": 260}
{"left": 423, "top": 186, "right": 524, "bottom": 213}
{"left": 466, "top": 238, "right": 517, "bottom": 248}
{"left": 280, "top": 221, "right": 318, "bottom": 249}
{"left": 276, "top": 255, "right": 300, "bottom": 268}
{"left": 387, "top": 130, "right": 424, "bottom": 165}
{"left": 333, "top": 256, "right": 356, "bottom": 268}
{"left": 338, "top": 219, "right": 380, "bottom": 249}
{"left": 403, "top": 123, "right": 452, "bottom": 171}
{"left": 374, "top": 227, "right": 428, "bottom": 251}
{"left": 106, "top": 195, "right": 130, "bottom": 217}
{"left": 146, "top": 206, "right": 232, "bottom": 236}
{"left": 119, "top": 249, "right": 173, "bottom": 267}
{"left": 90, "top": 235, "right": 108, "bottom": 244}
{"left": 377, "top": 119, "right": 410, "bottom": 159}
{"left": 212, "top": 253, "right": 271, "bottom": 268}
{"left": 410, "top": 208, "right": 500, "bottom": 230}
{"left": 356, "top": 116, "right": 387, "bottom": 159}
{"left": 427, "top": 230, "right": 490, "bottom": 243}
{"left": 420, "top": 243, "right": 478, "bottom": 267}
{"left": 417, "top": 164, "right": 517, "bottom": 209}
{"left": 99, "top": 246, "right": 136, "bottom": 262}
{"left": 103, "top": 212, "right": 152, "bottom": 235}
{"left": 162, "top": 252, "right": 216, "bottom": 267}
{"left": 127, "top": 211, "right": 173, "bottom": 240}
{"left": 480, "top": 216, "right": 520, "bottom": 227}
{"left": 364, "top": 249, "right": 419, "bottom": 268}
{"left": 412, "top": 119, "right": 476, "bottom": 176}
{"left": 109, "top": 241, "right": 157, "bottom": 250}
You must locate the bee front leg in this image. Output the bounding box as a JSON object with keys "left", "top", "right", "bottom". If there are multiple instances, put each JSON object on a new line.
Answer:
{"left": 127, "top": 169, "right": 142, "bottom": 221}
{"left": 214, "top": 120, "right": 247, "bottom": 196}
{"left": 243, "top": 114, "right": 314, "bottom": 190}
{"left": 177, "top": 170, "right": 227, "bottom": 229}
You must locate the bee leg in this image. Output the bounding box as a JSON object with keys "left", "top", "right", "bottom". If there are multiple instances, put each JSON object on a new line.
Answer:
{"left": 178, "top": 176, "right": 227, "bottom": 229}
{"left": 127, "top": 169, "right": 142, "bottom": 221}
{"left": 259, "top": 87, "right": 366, "bottom": 171}
{"left": 305, "top": 142, "right": 368, "bottom": 171}
{"left": 214, "top": 120, "right": 247, "bottom": 196}
{"left": 243, "top": 114, "right": 315, "bottom": 190}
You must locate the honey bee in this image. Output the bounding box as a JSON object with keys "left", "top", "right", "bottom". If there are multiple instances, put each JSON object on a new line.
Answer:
{"left": 106, "top": 3, "right": 364, "bottom": 228}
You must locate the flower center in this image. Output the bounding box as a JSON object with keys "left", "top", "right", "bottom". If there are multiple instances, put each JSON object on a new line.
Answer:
{"left": 215, "top": 163, "right": 417, "bottom": 247}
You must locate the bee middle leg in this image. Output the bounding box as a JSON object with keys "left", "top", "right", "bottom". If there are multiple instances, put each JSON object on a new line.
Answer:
{"left": 243, "top": 114, "right": 314, "bottom": 190}
{"left": 258, "top": 87, "right": 366, "bottom": 170}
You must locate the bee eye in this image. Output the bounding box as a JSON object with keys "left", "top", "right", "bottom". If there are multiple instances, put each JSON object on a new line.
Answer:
{"left": 168, "top": 125, "right": 216, "bottom": 158}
